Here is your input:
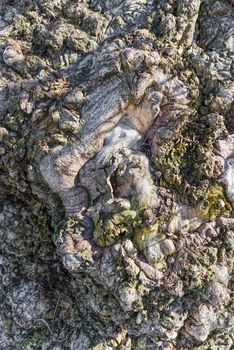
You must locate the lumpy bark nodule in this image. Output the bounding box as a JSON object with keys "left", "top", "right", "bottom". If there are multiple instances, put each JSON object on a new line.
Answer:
{"left": 0, "top": 0, "right": 233, "bottom": 349}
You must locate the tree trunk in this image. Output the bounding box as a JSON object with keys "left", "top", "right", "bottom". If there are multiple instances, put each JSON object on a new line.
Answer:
{"left": 0, "top": 0, "right": 233, "bottom": 348}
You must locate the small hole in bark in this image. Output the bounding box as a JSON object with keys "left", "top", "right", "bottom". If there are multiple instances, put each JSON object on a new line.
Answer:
{"left": 110, "top": 171, "right": 119, "bottom": 198}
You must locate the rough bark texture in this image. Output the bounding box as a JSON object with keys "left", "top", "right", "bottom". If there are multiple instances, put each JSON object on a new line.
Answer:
{"left": 0, "top": 0, "right": 233, "bottom": 349}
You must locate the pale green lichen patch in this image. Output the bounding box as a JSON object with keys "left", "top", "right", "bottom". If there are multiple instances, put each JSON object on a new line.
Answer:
{"left": 133, "top": 219, "right": 164, "bottom": 251}
{"left": 168, "top": 184, "right": 232, "bottom": 234}
{"left": 56, "top": 216, "right": 84, "bottom": 242}
{"left": 92, "top": 209, "right": 144, "bottom": 248}
{"left": 200, "top": 184, "right": 232, "bottom": 220}
{"left": 134, "top": 219, "right": 175, "bottom": 269}
{"left": 92, "top": 206, "right": 175, "bottom": 268}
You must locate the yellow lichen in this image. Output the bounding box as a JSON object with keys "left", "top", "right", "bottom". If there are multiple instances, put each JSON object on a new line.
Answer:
{"left": 92, "top": 209, "right": 143, "bottom": 247}
{"left": 200, "top": 184, "right": 232, "bottom": 220}
{"left": 133, "top": 218, "right": 164, "bottom": 251}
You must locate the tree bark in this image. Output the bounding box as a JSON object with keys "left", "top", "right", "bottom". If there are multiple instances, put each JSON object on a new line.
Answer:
{"left": 0, "top": 0, "right": 233, "bottom": 349}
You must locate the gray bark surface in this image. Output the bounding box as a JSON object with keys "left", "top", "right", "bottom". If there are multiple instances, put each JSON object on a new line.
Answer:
{"left": 0, "top": 0, "right": 233, "bottom": 349}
